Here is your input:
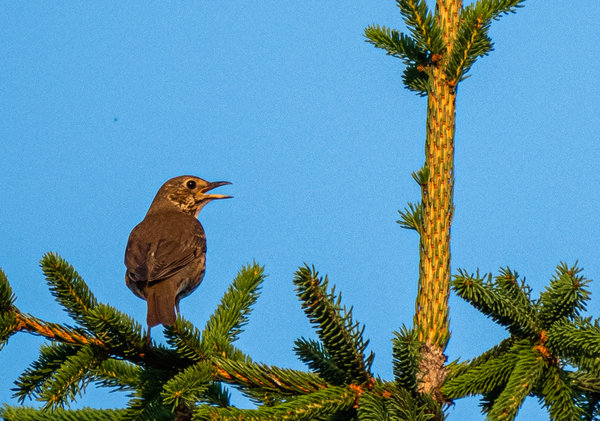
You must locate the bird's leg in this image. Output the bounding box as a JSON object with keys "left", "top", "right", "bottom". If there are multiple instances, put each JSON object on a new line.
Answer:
{"left": 175, "top": 300, "right": 181, "bottom": 315}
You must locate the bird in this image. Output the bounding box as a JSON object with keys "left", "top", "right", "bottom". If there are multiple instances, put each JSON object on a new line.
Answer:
{"left": 124, "top": 175, "right": 231, "bottom": 338}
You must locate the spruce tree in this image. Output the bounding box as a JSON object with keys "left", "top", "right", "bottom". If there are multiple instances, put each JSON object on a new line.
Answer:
{"left": 1, "top": 1, "right": 599, "bottom": 420}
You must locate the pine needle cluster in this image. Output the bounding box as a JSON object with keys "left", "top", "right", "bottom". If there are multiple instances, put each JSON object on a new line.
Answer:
{"left": 364, "top": 0, "right": 524, "bottom": 95}
{"left": 444, "top": 264, "right": 600, "bottom": 420}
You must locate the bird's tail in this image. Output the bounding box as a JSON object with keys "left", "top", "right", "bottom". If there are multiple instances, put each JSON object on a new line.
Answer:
{"left": 146, "top": 281, "right": 177, "bottom": 327}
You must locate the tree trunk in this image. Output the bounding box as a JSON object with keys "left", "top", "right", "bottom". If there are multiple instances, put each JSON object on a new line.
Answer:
{"left": 415, "top": 0, "right": 461, "bottom": 397}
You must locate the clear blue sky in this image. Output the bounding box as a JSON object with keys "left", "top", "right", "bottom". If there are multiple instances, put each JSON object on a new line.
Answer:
{"left": 1, "top": 2, "right": 599, "bottom": 419}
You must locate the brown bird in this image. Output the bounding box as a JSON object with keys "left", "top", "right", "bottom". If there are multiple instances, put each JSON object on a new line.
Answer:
{"left": 124, "top": 175, "right": 231, "bottom": 336}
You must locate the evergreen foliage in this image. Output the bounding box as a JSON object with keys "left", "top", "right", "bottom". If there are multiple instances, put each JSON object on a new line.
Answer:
{"left": 444, "top": 264, "right": 600, "bottom": 419}
{"left": 0, "top": 255, "right": 449, "bottom": 420}
{"left": 0, "top": 268, "right": 18, "bottom": 350}
{"left": 293, "top": 266, "right": 374, "bottom": 385}
{"left": 445, "top": 0, "right": 524, "bottom": 85}
{"left": 0, "top": 254, "right": 267, "bottom": 419}
{"left": 392, "top": 327, "right": 421, "bottom": 393}
{"left": 0, "top": 405, "right": 126, "bottom": 421}
{"left": 294, "top": 338, "right": 348, "bottom": 385}
{"left": 397, "top": 202, "right": 423, "bottom": 234}
{"left": 358, "top": 383, "right": 442, "bottom": 421}
{"left": 364, "top": 0, "right": 525, "bottom": 94}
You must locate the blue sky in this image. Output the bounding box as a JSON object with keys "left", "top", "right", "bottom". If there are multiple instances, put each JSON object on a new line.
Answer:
{"left": 1, "top": 2, "right": 599, "bottom": 419}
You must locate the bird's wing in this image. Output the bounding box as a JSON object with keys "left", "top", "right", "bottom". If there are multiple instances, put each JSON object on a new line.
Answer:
{"left": 145, "top": 235, "right": 204, "bottom": 282}
{"left": 125, "top": 213, "right": 206, "bottom": 286}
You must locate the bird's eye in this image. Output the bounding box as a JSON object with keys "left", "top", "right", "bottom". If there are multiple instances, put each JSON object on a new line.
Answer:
{"left": 186, "top": 180, "right": 197, "bottom": 189}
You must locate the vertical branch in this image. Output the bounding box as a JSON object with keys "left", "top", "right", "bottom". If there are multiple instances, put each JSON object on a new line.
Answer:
{"left": 415, "top": 0, "right": 461, "bottom": 397}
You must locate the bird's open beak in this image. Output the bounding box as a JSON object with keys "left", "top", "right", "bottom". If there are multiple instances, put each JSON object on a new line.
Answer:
{"left": 201, "top": 181, "right": 232, "bottom": 200}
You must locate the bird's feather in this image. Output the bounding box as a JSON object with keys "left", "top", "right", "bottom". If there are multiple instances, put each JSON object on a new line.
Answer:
{"left": 124, "top": 212, "right": 206, "bottom": 297}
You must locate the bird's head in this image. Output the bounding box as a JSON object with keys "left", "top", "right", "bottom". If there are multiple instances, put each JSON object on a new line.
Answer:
{"left": 148, "top": 175, "right": 232, "bottom": 216}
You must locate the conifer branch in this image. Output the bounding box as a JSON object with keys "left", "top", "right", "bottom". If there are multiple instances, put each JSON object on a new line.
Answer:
{"left": 539, "top": 364, "right": 583, "bottom": 421}
{"left": 442, "top": 339, "right": 524, "bottom": 399}
{"left": 392, "top": 326, "right": 421, "bottom": 392}
{"left": 167, "top": 315, "right": 250, "bottom": 367}
{"left": 359, "top": 382, "right": 443, "bottom": 421}
{"left": 202, "top": 263, "right": 265, "bottom": 345}
{"left": 203, "top": 382, "right": 231, "bottom": 408}
{"left": 0, "top": 310, "right": 18, "bottom": 350}
{"left": 577, "top": 393, "right": 600, "bottom": 421}
{"left": 13, "top": 343, "right": 81, "bottom": 404}
{"left": 451, "top": 263, "right": 598, "bottom": 416}
{"left": 15, "top": 344, "right": 141, "bottom": 408}
{"left": 411, "top": 166, "right": 430, "bottom": 186}
{"left": 0, "top": 305, "right": 22, "bottom": 349}
{"left": 446, "top": 0, "right": 525, "bottom": 85}
{"left": 8, "top": 263, "right": 184, "bottom": 373}
{"left": 396, "top": 0, "right": 444, "bottom": 54}
{"left": 397, "top": 202, "right": 424, "bottom": 233}
{"left": 539, "top": 262, "right": 590, "bottom": 326}
{"left": 120, "top": 366, "right": 176, "bottom": 420}
{"left": 0, "top": 267, "right": 16, "bottom": 311}
{"left": 14, "top": 312, "right": 103, "bottom": 348}
{"left": 40, "top": 252, "right": 151, "bottom": 356}
{"left": 452, "top": 269, "right": 539, "bottom": 336}
{"left": 194, "top": 386, "right": 357, "bottom": 421}
{"left": 357, "top": 389, "right": 388, "bottom": 421}
{"left": 12, "top": 307, "right": 186, "bottom": 371}
{"left": 0, "top": 405, "right": 127, "bottom": 421}
{"left": 84, "top": 303, "right": 147, "bottom": 357}
{"left": 167, "top": 318, "right": 210, "bottom": 361}
{"left": 570, "top": 373, "right": 600, "bottom": 419}
{"left": 389, "top": 385, "right": 442, "bottom": 421}
{"left": 37, "top": 345, "right": 105, "bottom": 410}
{"left": 4, "top": 255, "right": 271, "bottom": 415}
{"left": 92, "top": 358, "right": 141, "bottom": 392}
{"left": 570, "top": 371, "right": 600, "bottom": 395}
{"left": 547, "top": 318, "right": 600, "bottom": 368}
{"left": 446, "top": 6, "right": 493, "bottom": 85}
{"left": 444, "top": 337, "right": 514, "bottom": 380}
{"left": 123, "top": 394, "right": 173, "bottom": 421}
{"left": 212, "top": 358, "right": 330, "bottom": 395}
{"left": 41, "top": 252, "right": 98, "bottom": 326}
{"left": 486, "top": 346, "right": 545, "bottom": 420}
{"left": 403, "top": 65, "right": 430, "bottom": 95}
{"left": 293, "top": 338, "right": 347, "bottom": 385}
{"left": 364, "top": 25, "right": 428, "bottom": 65}
{"left": 162, "top": 361, "right": 212, "bottom": 409}
{"left": 165, "top": 263, "right": 263, "bottom": 365}
{"left": 362, "top": 25, "right": 431, "bottom": 95}
{"left": 294, "top": 265, "right": 374, "bottom": 385}
{"left": 481, "top": 0, "right": 526, "bottom": 18}
{"left": 494, "top": 268, "right": 533, "bottom": 315}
